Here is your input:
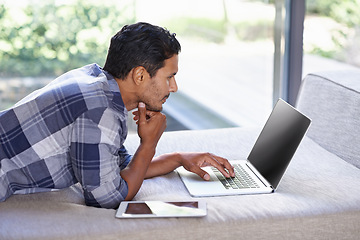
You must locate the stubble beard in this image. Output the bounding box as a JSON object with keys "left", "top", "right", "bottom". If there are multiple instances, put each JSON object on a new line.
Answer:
{"left": 145, "top": 94, "right": 170, "bottom": 112}
{"left": 145, "top": 104, "right": 163, "bottom": 112}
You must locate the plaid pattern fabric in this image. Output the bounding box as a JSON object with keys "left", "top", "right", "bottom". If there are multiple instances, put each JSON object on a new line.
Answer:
{"left": 0, "top": 64, "right": 131, "bottom": 208}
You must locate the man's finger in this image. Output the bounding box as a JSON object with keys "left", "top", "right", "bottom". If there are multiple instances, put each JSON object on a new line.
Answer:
{"left": 132, "top": 110, "right": 139, "bottom": 116}
{"left": 204, "top": 153, "right": 233, "bottom": 178}
{"left": 209, "top": 154, "right": 235, "bottom": 178}
{"left": 138, "top": 102, "right": 146, "bottom": 125}
{"left": 188, "top": 165, "right": 211, "bottom": 181}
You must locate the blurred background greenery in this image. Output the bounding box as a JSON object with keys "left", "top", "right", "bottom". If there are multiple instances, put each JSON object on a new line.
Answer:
{"left": 306, "top": 0, "right": 360, "bottom": 62}
{"left": 0, "top": 0, "right": 359, "bottom": 130}
{"left": 0, "top": 0, "right": 359, "bottom": 77}
{"left": 0, "top": 0, "right": 134, "bottom": 77}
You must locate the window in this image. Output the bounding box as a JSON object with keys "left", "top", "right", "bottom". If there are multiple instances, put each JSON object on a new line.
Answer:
{"left": 3, "top": 0, "right": 325, "bottom": 133}
{"left": 126, "top": 0, "right": 277, "bottom": 131}
{"left": 303, "top": 0, "right": 360, "bottom": 76}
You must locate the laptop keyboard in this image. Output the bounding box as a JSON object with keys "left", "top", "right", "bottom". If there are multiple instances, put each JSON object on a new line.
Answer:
{"left": 211, "top": 164, "right": 260, "bottom": 189}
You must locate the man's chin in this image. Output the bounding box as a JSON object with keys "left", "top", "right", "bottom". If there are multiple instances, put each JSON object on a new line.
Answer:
{"left": 145, "top": 104, "right": 163, "bottom": 112}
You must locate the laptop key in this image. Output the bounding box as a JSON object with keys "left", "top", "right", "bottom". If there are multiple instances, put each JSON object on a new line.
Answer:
{"left": 212, "top": 165, "right": 260, "bottom": 190}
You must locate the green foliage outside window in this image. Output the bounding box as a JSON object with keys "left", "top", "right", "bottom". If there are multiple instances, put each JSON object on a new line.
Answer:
{"left": 0, "top": 1, "right": 134, "bottom": 77}
{"left": 306, "top": 0, "right": 360, "bottom": 64}
{"left": 0, "top": 0, "right": 359, "bottom": 78}
{"left": 307, "top": 0, "right": 360, "bottom": 28}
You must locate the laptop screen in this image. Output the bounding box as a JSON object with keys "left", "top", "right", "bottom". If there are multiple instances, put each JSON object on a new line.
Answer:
{"left": 247, "top": 99, "right": 311, "bottom": 189}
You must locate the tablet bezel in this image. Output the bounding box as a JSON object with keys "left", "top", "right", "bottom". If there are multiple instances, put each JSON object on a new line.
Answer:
{"left": 115, "top": 200, "right": 207, "bottom": 218}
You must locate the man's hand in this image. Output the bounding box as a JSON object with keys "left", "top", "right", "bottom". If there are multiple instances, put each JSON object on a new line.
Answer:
{"left": 178, "top": 152, "right": 235, "bottom": 180}
{"left": 133, "top": 102, "right": 167, "bottom": 148}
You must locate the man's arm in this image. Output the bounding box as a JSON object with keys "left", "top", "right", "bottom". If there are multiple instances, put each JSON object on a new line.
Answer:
{"left": 130, "top": 105, "right": 235, "bottom": 184}
{"left": 70, "top": 107, "right": 129, "bottom": 209}
{"left": 120, "top": 102, "right": 167, "bottom": 200}
{"left": 145, "top": 152, "right": 235, "bottom": 180}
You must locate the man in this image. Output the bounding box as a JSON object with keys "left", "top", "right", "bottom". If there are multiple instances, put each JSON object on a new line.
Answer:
{"left": 0, "top": 22, "right": 234, "bottom": 209}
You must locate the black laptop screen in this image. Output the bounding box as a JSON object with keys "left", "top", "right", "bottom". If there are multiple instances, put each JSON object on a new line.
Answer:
{"left": 247, "top": 99, "right": 311, "bottom": 189}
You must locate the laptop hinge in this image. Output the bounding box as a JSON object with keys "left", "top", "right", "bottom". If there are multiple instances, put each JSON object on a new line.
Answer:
{"left": 245, "top": 162, "right": 273, "bottom": 189}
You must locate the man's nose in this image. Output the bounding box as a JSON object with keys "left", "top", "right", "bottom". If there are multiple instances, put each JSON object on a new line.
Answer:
{"left": 169, "top": 78, "right": 178, "bottom": 93}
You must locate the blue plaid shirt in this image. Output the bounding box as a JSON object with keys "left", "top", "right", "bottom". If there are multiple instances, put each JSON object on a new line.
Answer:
{"left": 0, "top": 64, "right": 132, "bottom": 208}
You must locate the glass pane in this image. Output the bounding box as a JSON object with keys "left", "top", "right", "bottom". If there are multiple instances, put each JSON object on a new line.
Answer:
{"left": 303, "top": 0, "right": 360, "bottom": 77}
{"left": 136, "top": 0, "right": 275, "bottom": 131}
{"left": 0, "top": 0, "right": 275, "bottom": 133}
{"left": 0, "top": 0, "right": 134, "bottom": 108}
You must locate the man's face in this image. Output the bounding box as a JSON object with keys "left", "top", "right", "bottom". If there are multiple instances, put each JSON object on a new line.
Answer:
{"left": 141, "top": 55, "right": 178, "bottom": 112}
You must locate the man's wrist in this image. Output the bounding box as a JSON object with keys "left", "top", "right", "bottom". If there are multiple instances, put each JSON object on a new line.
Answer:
{"left": 138, "top": 141, "right": 157, "bottom": 158}
{"left": 140, "top": 137, "right": 159, "bottom": 150}
{"left": 161, "top": 152, "right": 183, "bottom": 168}
{"left": 172, "top": 152, "right": 183, "bottom": 166}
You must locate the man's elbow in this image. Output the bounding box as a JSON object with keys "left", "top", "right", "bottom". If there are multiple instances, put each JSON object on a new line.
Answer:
{"left": 83, "top": 180, "right": 129, "bottom": 209}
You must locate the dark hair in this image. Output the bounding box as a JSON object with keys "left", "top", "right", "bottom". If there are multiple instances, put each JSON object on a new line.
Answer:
{"left": 103, "top": 22, "right": 181, "bottom": 79}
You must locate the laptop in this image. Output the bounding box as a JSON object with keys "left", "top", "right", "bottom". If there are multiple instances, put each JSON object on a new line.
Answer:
{"left": 177, "top": 98, "right": 311, "bottom": 197}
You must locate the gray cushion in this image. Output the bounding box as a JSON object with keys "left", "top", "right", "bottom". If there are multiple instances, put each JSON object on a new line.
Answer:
{"left": 1, "top": 127, "right": 360, "bottom": 240}
{"left": 296, "top": 70, "right": 360, "bottom": 168}
{"left": 126, "top": 128, "right": 360, "bottom": 219}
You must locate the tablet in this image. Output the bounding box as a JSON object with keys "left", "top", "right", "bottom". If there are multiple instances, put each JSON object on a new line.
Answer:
{"left": 115, "top": 200, "right": 207, "bottom": 218}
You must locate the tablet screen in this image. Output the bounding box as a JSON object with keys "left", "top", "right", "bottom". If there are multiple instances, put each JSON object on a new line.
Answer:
{"left": 125, "top": 201, "right": 198, "bottom": 214}
{"left": 116, "top": 201, "right": 206, "bottom": 218}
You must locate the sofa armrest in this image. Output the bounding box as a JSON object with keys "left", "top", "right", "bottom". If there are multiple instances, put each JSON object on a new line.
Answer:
{"left": 296, "top": 70, "right": 360, "bottom": 168}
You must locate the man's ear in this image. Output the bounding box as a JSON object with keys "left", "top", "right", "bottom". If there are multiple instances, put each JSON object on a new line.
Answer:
{"left": 132, "top": 66, "right": 149, "bottom": 86}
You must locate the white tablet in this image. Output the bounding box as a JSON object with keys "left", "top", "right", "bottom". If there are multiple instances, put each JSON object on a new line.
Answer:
{"left": 115, "top": 200, "right": 207, "bottom": 218}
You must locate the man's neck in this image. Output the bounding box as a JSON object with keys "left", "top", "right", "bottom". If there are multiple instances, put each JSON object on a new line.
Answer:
{"left": 115, "top": 77, "right": 139, "bottom": 111}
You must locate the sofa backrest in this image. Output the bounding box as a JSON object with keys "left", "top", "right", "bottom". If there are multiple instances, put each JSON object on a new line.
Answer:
{"left": 296, "top": 70, "right": 360, "bottom": 169}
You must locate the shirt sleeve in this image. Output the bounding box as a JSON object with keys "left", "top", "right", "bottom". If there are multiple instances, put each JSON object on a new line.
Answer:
{"left": 118, "top": 145, "right": 132, "bottom": 170}
{"left": 70, "top": 107, "right": 131, "bottom": 209}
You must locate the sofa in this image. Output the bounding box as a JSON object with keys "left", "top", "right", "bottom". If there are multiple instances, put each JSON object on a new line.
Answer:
{"left": 1, "top": 70, "right": 359, "bottom": 239}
